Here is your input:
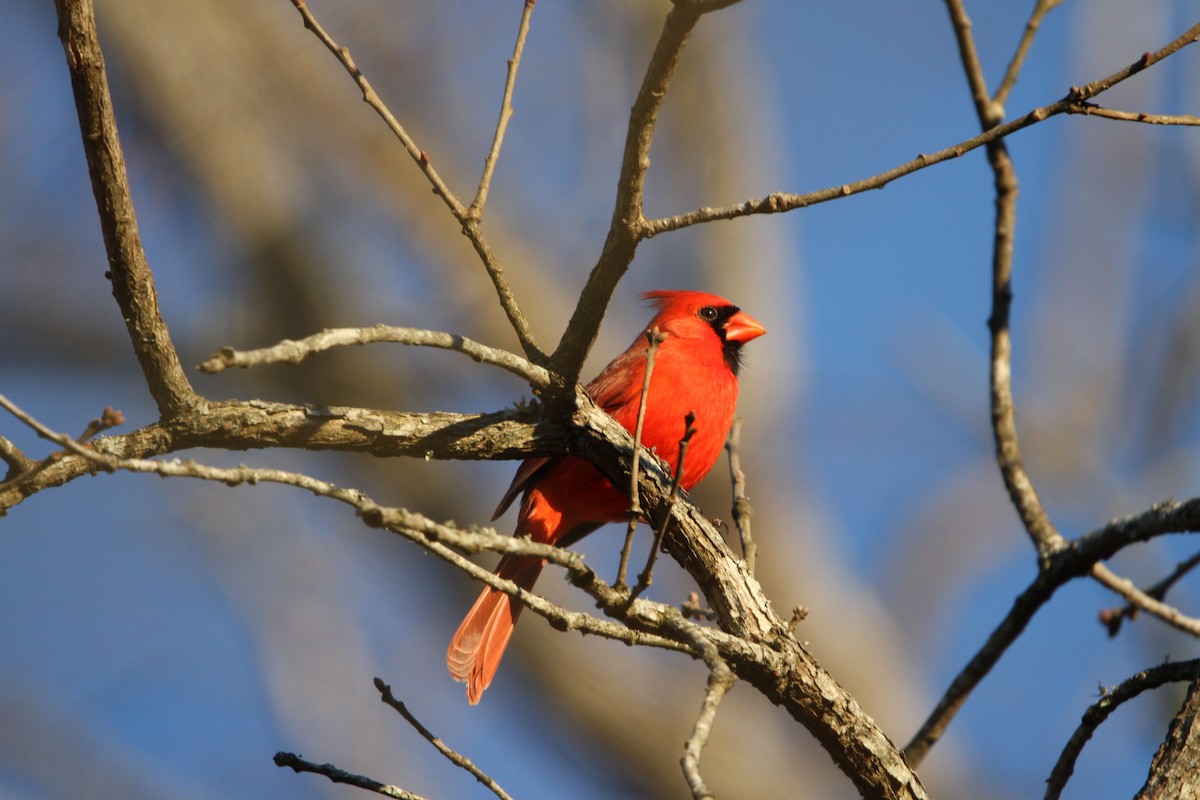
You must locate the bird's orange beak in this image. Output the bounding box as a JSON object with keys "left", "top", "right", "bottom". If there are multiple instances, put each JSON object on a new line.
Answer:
{"left": 724, "top": 310, "right": 766, "bottom": 344}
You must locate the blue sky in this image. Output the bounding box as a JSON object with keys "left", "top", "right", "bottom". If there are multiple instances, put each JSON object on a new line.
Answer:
{"left": 3, "top": 1, "right": 1198, "bottom": 798}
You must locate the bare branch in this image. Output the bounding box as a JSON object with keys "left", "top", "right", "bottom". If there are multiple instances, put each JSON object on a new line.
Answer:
{"left": 286, "top": 0, "right": 541, "bottom": 362}
{"left": 942, "top": 0, "right": 1066, "bottom": 560}
{"left": 906, "top": 497, "right": 1200, "bottom": 765}
{"left": 467, "top": 0, "right": 536, "bottom": 221}
{"left": 725, "top": 418, "right": 756, "bottom": 575}
{"left": 617, "top": 328, "right": 667, "bottom": 589}
{"left": 0, "top": 398, "right": 553, "bottom": 514}
{"left": 1135, "top": 675, "right": 1200, "bottom": 799}
{"left": 54, "top": 0, "right": 198, "bottom": 416}
{"left": 0, "top": 435, "right": 34, "bottom": 483}
{"left": 288, "top": 0, "right": 462, "bottom": 214}
{"left": 679, "top": 630, "right": 736, "bottom": 800}
{"left": 1044, "top": 659, "right": 1200, "bottom": 800}
{"left": 374, "top": 679, "right": 514, "bottom": 800}
{"left": 551, "top": 1, "right": 714, "bottom": 384}
{"left": 1064, "top": 102, "right": 1200, "bottom": 126}
{"left": 274, "top": 752, "right": 421, "bottom": 800}
{"left": 641, "top": 20, "right": 1200, "bottom": 239}
{"left": 994, "top": 0, "right": 1062, "bottom": 107}
{"left": 1091, "top": 562, "right": 1200, "bottom": 639}
{"left": 632, "top": 412, "right": 697, "bottom": 599}
{"left": 198, "top": 325, "right": 551, "bottom": 388}
{"left": 0, "top": 406, "right": 125, "bottom": 495}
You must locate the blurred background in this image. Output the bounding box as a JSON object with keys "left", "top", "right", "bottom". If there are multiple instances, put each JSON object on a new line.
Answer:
{"left": 2, "top": 0, "right": 1199, "bottom": 797}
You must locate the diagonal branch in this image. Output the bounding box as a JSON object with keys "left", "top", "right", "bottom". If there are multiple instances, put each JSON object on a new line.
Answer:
{"left": 1091, "top": 561, "right": 1200, "bottom": 638}
{"left": 641, "top": 20, "right": 1200, "bottom": 239}
{"left": 551, "top": 0, "right": 734, "bottom": 385}
{"left": 905, "top": 497, "right": 1200, "bottom": 764}
{"left": 1044, "top": 659, "right": 1200, "bottom": 800}
{"left": 994, "top": 0, "right": 1062, "bottom": 107}
{"left": 287, "top": 0, "right": 541, "bottom": 363}
{"left": 466, "top": 0, "right": 536, "bottom": 221}
{"left": 374, "top": 679, "right": 514, "bottom": 800}
{"left": 54, "top": 0, "right": 198, "bottom": 417}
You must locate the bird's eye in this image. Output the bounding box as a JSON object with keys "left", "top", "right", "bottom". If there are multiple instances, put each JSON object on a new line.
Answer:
{"left": 698, "top": 306, "right": 719, "bottom": 321}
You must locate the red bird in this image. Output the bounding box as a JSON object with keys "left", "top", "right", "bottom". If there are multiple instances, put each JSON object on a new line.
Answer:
{"left": 447, "top": 290, "right": 766, "bottom": 703}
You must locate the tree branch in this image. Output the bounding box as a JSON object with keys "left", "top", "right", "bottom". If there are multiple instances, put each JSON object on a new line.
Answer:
{"left": 994, "top": 0, "right": 1062, "bottom": 108}
{"left": 466, "top": 0, "right": 536, "bottom": 222}
{"left": 906, "top": 498, "right": 1200, "bottom": 764}
{"left": 1135, "top": 673, "right": 1200, "bottom": 800}
{"left": 286, "top": 0, "right": 541, "bottom": 362}
{"left": 374, "top": 679, "right": 514, "bottom": 800}
{"left": 197, "top": 325, "right": 550, "bottom": 388}
{"left": 725, "top": 418, "right": 756, "bottom": 575}
{"left": 551, "top": 0, "right": 728, "bottom": 385}
{"left": 1044, "top": 659, "right": 1200, "bottom": 800}
{"left": 54, "top": 0, "right": 198, "bottom": 417}
{"left": 274, "top": 752, "right": 422, "bottom": 800}
{"left": 1064, "top": 102, "right": 1200, "bottom": 126}
{"left": 640, "top": 20, "right": 1200, "bottom": 239}
{"left": 1099, "top": 550, "right": 1200, "bottom": 637}
{"left": 1091, "top": 561, "right": 1200, "bottom": 639}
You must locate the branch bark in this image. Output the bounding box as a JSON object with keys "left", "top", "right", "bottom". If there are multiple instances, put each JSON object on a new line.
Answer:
{"left": 54, "top": 0, "right": 198, "bottom": 417}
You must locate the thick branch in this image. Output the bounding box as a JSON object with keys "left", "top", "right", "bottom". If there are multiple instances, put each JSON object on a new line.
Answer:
{"left": 569, "top": 390, "right": 928, "bottom": 800}
{"left": 1135, "top": 674, "right": 1200, "bottom": 800}
{"left": 54, "top": 0, "right": 198, "bottom": 416}
{"left": 0, "top": 399, "right": 552, "bottom": 514}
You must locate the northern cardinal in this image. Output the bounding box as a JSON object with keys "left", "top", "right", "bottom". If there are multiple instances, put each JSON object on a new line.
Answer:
{"left": 447, "top": 290, "right": 765, "bottom": 703}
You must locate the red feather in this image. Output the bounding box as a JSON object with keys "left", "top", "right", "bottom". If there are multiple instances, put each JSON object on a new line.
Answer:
{"left": 446, "top": 290, "right": 765, "bottom": 703}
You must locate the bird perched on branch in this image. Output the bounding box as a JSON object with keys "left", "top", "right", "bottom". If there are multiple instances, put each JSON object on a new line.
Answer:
{"left": 447, "top": 290, "right": 766, "bottom": 703}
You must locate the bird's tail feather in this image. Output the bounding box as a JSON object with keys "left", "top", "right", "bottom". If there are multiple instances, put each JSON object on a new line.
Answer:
{"left": 446, "top": 555, "right": 545, "bottom": 704}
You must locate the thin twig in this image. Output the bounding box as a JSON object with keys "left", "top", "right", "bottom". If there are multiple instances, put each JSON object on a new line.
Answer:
{"left": 287, "top": 0, "right": 541, "bottom": 361}
{"left": 680, "top": 651, "right": 735, "bottom": 800}
{"left": 198, "top": 324, "right": 550, "bottom": 388}
{"left": 994, "top": 0, "right": 1062, "bottom": 107}
{"left": 0, "top": 406, "right": 126, "bottom": 495}
{"left": 1043, "top": 659, "right": 1200, "bottom": 800}
{"left": 289, "top": 0, "right": 462, "bottom": 213}
{"left": 724, "top": 418, "right": 756, "bottom": 575}
{"left": 1099, "top": 550, "right": 1200, "bottom": 636}
{"left": 1092, "top": 561, "right": 1200, "bottom": 638}
{"left": 641, "top": 21, "right": 1200, "bottom": 240}
{"left": 274, "top": 751, "right": 422, "bottom": 799}
{"left": 1065, "top": 102, "right": 1200, "bottom": 126}
{"left": 617, "top": 328, "right": 666, "bottom": 589}
{"left": 632, "top": 412, "right": 696, "bottom": 598}
{"left": 467, "top": 0, "right": 536, "bottom": 220}
{"left": 374, "top": 679, "right": 513, "bottom": 800}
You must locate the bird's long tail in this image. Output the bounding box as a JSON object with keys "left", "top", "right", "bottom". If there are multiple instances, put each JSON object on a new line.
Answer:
{"left": 446, "top": 554, "right": 545, "bottom": 704}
